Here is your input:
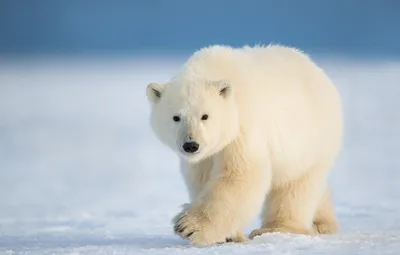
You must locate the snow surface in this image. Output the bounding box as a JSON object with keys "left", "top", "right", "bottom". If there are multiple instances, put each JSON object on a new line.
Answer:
{"left": 0, "top": 56, "right": 399, "bottom": 254}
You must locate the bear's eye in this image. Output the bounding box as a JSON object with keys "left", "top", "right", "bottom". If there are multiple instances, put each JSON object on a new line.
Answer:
{"left": 201, "top": 114, "right": 209, "bottom": 120}
{"left": 173, "top": 116, "right": 181, "bottom": 122}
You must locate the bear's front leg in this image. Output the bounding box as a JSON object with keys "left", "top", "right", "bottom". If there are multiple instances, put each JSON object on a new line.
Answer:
{"left": 173, "top": 140, "right": 271, "bottom": 246}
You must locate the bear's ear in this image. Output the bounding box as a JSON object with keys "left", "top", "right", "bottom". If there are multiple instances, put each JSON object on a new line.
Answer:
{"left": 146, "top": 82, "right": 165, "bottom": 103}
{"left": 213, "top": 80, "right": 232, "bottom": 99}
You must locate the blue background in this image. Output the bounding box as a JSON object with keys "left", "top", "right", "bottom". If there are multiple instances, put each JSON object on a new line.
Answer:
{"left": 1, "top": 0, "right": 400, "bottom": 58}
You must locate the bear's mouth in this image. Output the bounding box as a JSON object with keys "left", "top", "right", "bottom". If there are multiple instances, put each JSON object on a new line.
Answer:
{"left": 179, "top": 150, "right": 203, "bottom": 163}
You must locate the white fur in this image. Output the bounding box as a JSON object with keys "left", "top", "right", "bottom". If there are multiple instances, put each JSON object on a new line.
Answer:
{"left": 146, "top": 44, "right": 343, "bottom": 246}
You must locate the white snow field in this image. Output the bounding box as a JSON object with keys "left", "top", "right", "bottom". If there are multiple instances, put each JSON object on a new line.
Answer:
{"left": 0, "top": 55, "right": 399, "bottom": 254}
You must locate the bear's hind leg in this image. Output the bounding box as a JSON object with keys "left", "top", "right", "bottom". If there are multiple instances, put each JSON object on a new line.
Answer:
{"left": 249, "top": 169, "right": 327, "bottom": 239}
{"left": 312, "top": 188, "right": 339, "bottom": 234}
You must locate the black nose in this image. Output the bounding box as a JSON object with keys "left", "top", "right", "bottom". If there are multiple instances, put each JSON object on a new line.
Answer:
{"left": 182, "top": 142, "right": 199, "bottom": 153}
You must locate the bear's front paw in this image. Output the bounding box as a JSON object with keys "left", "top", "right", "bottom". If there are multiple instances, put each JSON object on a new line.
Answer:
{"left": 172, "top": 205, "right": 227, "bottom": 246}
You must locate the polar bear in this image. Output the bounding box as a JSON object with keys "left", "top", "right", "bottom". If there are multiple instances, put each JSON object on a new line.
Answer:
{"left": 145, "top": 44, "right": 343, "bottom": 246}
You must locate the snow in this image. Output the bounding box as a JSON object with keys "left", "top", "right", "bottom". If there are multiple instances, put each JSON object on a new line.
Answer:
{"left": 0, "top": 56, "right": 399, "bottom": 254}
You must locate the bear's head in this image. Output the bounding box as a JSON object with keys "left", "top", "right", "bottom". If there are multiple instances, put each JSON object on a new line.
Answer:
{"left": 146, "top": 79, "right": 239, "bottom": 163}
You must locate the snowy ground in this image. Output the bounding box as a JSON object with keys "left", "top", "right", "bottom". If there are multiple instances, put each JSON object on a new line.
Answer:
{"left": 0, "top": 55, "right": 399, "bottom": 254}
